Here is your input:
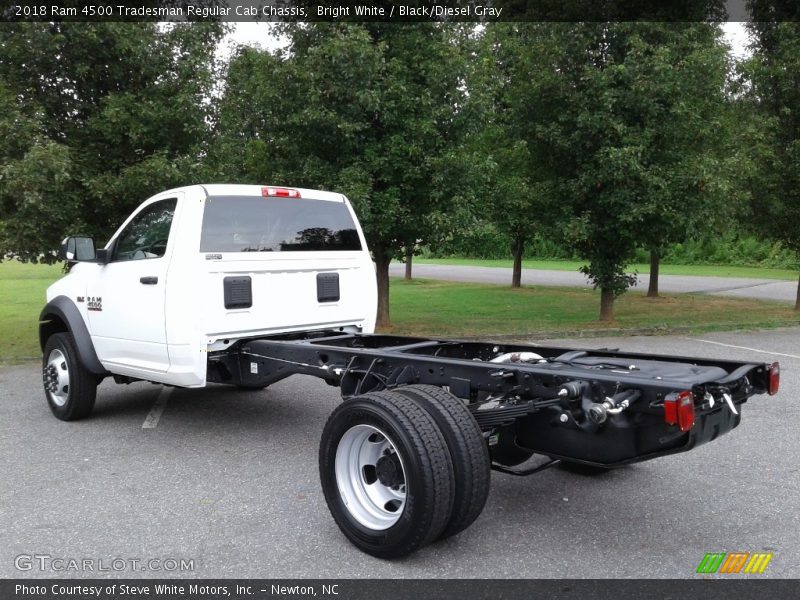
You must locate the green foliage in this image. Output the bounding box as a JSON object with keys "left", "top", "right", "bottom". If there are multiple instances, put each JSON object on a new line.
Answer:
{"left": 740, "top": 17, "right": 800, "bottom": 306}
{"left": 430, "top": 226, "right": 797, "bottom": 269}
{"left": 215, "top": 24, "right": 469, "bottom": 250}
{"left": 484, "top": 22, "right": 734, "bottom": 310}
{"left": 0, "top": 22, "right": 226, "bottom": 261}
{"left": 656, "top": 234, "right": 797, "bottom": 269}
{"left": 211, "top": 23, "right": 471, "bottom": 324}
{"left": 0, "top": 141, "right": 80, "bottom": 263}
{"left": 467, "top": 24, "right": 567, "bottom": 265}
{"left": 743, "top": 21, "right": 800, "bottom": 256}
{"left": 2, "top": 19, "right": 797, "bottom": 322}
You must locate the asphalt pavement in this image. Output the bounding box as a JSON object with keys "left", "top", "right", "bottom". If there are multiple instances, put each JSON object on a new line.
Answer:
{"left": 389, "top": 263, "right": 799, "bottom": 304}
{"left": 2, "top": 328, "right": 798, "bottom": 579}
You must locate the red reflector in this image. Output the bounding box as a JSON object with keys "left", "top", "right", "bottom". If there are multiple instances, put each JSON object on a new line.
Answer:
{"left": 261, "top": 186, "right": 301, "bottom": 198}
{"left": 664, "top": 396, "right": 678, "bottom": 425}
{"left": 664, "top": 391, "right": 695, "bottom": 432}
{"left": 768, "top": 362, "right": 780, "bottom": 395}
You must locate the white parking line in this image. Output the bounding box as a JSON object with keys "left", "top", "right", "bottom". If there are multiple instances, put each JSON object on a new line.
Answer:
{"left": 142, "top": 387, "right": 173, "bottom": 429}
{"left": 687, "top": 337, "right": 800, "bottom": 360}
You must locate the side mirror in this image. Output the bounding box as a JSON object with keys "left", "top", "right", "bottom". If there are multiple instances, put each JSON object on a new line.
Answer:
{"left": 59, "top": 236, "right": 97, "bottom": 262}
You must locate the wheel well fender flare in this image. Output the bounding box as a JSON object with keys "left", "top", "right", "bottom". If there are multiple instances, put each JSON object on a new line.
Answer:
{"left": 39, "top": 296, "right": 107, "bottom": 376}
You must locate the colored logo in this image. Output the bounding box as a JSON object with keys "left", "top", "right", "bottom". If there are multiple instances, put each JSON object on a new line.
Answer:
{"left": 696, "top": 552, "right": 773, "bottom": 574}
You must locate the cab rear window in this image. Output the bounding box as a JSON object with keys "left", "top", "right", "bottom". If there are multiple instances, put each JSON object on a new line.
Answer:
{"left": 200, "top": 195, "right": 362, "bottom": 252}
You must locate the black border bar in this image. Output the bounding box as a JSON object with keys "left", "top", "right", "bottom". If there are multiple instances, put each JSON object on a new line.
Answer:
{"left": 2, "top": 1, "right": 797, "bottom": 23}
{"left": 4, "top": 579, "right": 800, "bottom": 600}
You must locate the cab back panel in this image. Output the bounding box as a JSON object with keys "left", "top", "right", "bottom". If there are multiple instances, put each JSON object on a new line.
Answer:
{"left": 197, "top": 193, "right": 376, "bottom": 340}
{"left": 201, "top": 255, "right": 375, "bottom": 337}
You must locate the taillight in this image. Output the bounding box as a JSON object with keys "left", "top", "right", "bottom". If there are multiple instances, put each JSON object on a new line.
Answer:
{"left": 664, "top": 390, "right": 695, "bottom": 432}
{"left": 261, "top": 186, "right": 301, "bottom": 198}
{"left": 768, "top": 362, "right": 780, "bottom": 395}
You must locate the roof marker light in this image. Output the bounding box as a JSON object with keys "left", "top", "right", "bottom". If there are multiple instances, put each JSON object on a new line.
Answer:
{"left": 262, "top": 186, "right": 301, "bottom": 198}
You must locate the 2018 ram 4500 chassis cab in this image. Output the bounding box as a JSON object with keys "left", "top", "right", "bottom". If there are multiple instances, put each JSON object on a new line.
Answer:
{"left": 40, "top": 184, "right": 781, "bottom": 558}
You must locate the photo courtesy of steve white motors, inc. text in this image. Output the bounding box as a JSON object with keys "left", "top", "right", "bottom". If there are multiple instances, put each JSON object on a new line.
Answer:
{"left": 14, "top": 583, "right": 341, "bottom": 597}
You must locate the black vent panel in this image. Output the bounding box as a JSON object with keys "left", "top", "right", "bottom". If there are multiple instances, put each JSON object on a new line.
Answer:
{"left": 224, "top": 276, "right": 252, "bottom": 309}
{"left": 317, "top": 272, "right": 340, "bottom": 303}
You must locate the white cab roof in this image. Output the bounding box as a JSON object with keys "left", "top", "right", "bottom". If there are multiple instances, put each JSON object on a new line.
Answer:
{"left": 198, "top": 184, "right": 346, "bottom": 202}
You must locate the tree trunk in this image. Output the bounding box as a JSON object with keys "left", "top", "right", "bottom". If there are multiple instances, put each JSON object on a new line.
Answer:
{"left": 795, "top": 273, "right": 800, "bottom": 311}
{"left": 374, "top": 247, "right": 392, "bottom": 329}
{"left": 404, "top": 246, "right": 413, "bottom": 280}
{"left": 511, "top": 236, "right": 524, "bottom": 288}
{"left": 647, "top": 248, "right": 660, "bottom": 298}
{"left": 600, "top": 287, "right": 615, "bottom": 321}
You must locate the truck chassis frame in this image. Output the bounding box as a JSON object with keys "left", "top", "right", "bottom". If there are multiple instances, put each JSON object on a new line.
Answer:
{"left": 206, "top": 330, "right": 772, "bottom": 469}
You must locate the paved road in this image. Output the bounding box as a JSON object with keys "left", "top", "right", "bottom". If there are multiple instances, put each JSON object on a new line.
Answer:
{"left": 2, "top": 328, "right": 798, "bottom": 578}
{"left": 390, "top": 263, "right": 798, "bottom": 303}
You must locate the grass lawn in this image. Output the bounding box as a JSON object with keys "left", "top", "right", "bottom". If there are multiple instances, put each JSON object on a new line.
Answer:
{"left": 386, "top": 278, "right": 800, "bottom": 338}
{"left": 0, "top": 260, "right": 64, "bottom": 361}
{"left": 415, "top": 257, "right": 799, "bottom": 281}
{"left": 1, "top": 260, "right": 798, "bottom": 363}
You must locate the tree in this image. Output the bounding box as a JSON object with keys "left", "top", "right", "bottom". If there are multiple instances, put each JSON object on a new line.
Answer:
{"left": 471, "top": 24, "right": 567, "bottom": 288}
{"left": 519, "top": 23, "right": 732, "bottom": 319}
{"left": 744, "top": 13, "right": 800, "bottom": 310}
{"left": 0, "top": 22, "right": 225, "bottom": 261}
{"left": 212, "top": 24, "right": 469, "bottom": 327}
{"left": 623, "top": 24, "right": 731, "bottom": 297}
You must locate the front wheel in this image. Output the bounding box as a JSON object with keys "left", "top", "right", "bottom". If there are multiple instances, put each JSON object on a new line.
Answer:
{"left": 319, "top": 390, "right": 455, "bottom": 558}
{"left": 42, "top": 332, "right": 97, "bottom": 421}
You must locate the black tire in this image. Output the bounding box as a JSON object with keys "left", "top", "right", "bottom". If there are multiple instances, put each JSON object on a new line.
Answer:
{"left": 557, "top": 460, "right": 614, "bottom": 475}
{"left": 394, "top": 384, "right": 491, "bottom": 541}
{"left": 489, "top": 426, "right": 535, "bottom": 467}
{"left": 319, "top": 390, "right": 455, "bottom": 558}
{"left": 42, "top": 332, "right": 97, "bottom": 421}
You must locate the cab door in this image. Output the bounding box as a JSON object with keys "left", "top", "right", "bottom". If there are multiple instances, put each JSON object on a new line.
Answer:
{"left": 87, "top": 195, "right": 180, "bottom": 374}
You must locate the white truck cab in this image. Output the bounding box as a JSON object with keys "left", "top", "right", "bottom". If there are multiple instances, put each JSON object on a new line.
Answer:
{"left": 42, "top": 184, "right": 377, "bottom": 391}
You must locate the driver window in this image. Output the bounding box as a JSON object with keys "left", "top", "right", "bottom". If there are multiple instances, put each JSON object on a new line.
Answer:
{"left": 112, "top": 198, "right": 177, "bottom": 262}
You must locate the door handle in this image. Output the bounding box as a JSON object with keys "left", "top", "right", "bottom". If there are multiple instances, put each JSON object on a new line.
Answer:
{"left": 139, "top": 276, "right": 158, "bottom": 285}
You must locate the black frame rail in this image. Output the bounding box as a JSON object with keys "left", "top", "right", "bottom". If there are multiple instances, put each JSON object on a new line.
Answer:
{"left": 205, "top": 330, "right": 772, "bottom": 469}
{"left": 208, "top": 330, "right": 769, "bottom": 408}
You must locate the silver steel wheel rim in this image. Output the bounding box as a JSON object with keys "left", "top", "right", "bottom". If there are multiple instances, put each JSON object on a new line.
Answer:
{"left": 335, "top": 424, "right": 407, "bottom": 530}
{"left": 44, "top": 348, "right": 70, "bottom": 407}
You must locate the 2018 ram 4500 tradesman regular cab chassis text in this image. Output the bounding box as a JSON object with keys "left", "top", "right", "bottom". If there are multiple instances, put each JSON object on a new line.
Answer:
{"left": 40, "top": 184, "right": 781, "bottom": 558}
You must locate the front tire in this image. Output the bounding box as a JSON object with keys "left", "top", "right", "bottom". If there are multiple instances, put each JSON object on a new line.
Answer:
{"left": 42, "top": 332, "right": 97, "bottom": 421}
{"left": 319, "top": 390, "right": 455, "bottom": 558}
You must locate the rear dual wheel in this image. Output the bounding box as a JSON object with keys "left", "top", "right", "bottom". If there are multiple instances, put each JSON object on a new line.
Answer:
{"left": 393, "top": 385, "right": 491, "bottom": 540}
{"left": 319, "top": 386, "right": 490, "bottom": 558}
